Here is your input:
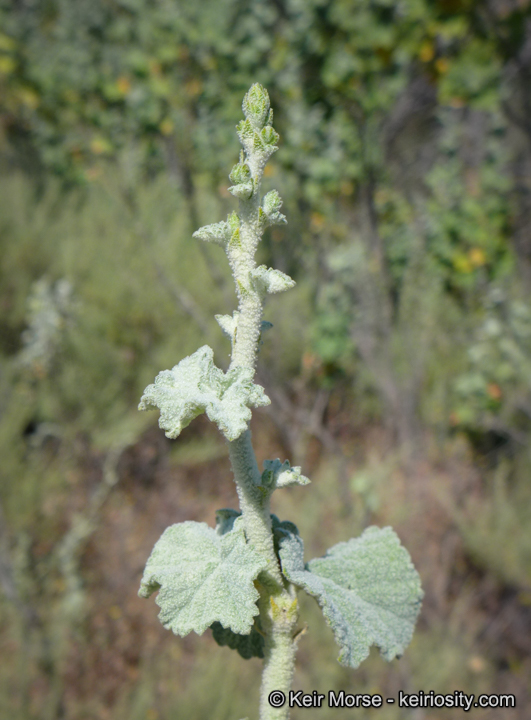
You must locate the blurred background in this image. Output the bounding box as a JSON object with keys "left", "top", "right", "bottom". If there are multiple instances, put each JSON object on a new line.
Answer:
{"left": 1, "top": 0, "right": 531, "bottom": 718}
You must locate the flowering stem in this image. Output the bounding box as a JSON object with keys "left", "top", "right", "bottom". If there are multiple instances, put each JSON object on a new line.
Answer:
{"left": 218, "top": 84, "right": 299, "bottom": 719}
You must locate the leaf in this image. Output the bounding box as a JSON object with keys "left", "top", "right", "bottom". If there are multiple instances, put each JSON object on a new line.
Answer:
{"left": 260, "top": 459, "right": 310, "bottom": 490}
{"left": 215, "top": 507, "right": 241, "bottom": 535}
{"left": 211, "top": 618, "right": 265, "bottom": 659}
{"left": 250, "top": 266, "right": 295, "bottom": 296}
{"left": 139, "top": 345, "right": 270, "bottom": 441}
{"left": 215, "top": 311, "right": 239, "bottom": 339}
{"left": 229, "top": 181, "right": 253, "bottom": 199}
{"left": 271, "top": 514, "right": 300, "bottom": 557}
{"left": 139, "top": 520, "right": 267, "bottom": 636}
{"left": 279, "top": 526, "right": 423, "bottom": 668}
{"left": 193, "top": 220, "right": 232, "bottom": 246}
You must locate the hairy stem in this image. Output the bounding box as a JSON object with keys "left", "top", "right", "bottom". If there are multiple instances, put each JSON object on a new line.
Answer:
{"left": 228, "top": 428, "right": 299, "bottom": 720}
{"left": 259, "top": 597, "right": 299, "bottom": 720}
{"left": 221, "top": 85, "right": 299, "bottom": 719}
{"left": 228, "top": 430, "right": 282, "bottom": 589}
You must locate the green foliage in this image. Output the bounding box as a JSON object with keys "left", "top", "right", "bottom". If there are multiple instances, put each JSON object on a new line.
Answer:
{"left": 453, "top": 288, "right": 531, "bottom": 432}
{"left": 455, "top": 458, "right": 531, "bottom": 588}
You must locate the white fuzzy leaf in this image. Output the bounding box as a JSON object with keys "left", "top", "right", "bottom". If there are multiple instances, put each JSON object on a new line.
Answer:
{"left": 250, "top": 266, "right": 295, "bottom": 296}
{"left": 139, "top": 520, "right": 267, "bottom": 636}
{"left": 139, "top": 345, "right": 270, "bottom": 441}
{"left": 261, "top": 459, "right": 310, "bottom": 489}
{"left": 229, "top": 182, "right": 254, "bottom": 199}
{"left": 279, "top": 526, "right": 423, "bottom": 668}
{"left": 193, "top": 221, "right": 232, "bottom": 246}
{"left": 215, "top": 311, "right": 239, "bottom": 339}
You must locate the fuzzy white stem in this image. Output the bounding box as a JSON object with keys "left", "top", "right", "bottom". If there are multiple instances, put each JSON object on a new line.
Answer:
{"left": 223, "top": 85, "right": 299, "bottom": 720}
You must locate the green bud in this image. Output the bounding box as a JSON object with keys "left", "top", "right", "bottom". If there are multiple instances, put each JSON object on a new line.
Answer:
{"left": 260, "top": 126, "right": 279, "bottom": 147}
{"left": 263, "top": 189, "right": 282, "bottom": 214}
{"left": 229, "top": 182, "right": 254, "bottom": 200}
{"left": 242, "top": 83, "right": 271, "bottom": 130}
{"left": 262, "top": 190, "right": 287, "bottom": 226}
{"left": 229, "top": 162, "right": 252, "bottom": 184}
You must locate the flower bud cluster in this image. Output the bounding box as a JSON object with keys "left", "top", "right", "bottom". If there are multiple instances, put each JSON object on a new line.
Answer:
{"left": 235, "top": 85, "right": 279, "bottom": 180}
{"left": 193, "top": 83, "right": 293, "bottom": 370}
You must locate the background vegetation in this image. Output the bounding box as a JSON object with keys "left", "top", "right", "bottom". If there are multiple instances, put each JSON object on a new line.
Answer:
{"left": 1, "top": 0, "right": 530, "bottom": 718}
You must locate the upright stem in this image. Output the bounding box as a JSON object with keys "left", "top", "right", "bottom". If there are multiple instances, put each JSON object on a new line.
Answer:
{"left": 219, "top": 85, "right": 300, "bottom": 719}
{"left": 260, "top": 612, "right": 299, "bottom": 720}
{"left": 227, "top": 430, "right": 282, "bottom": 589}
{"left": 228, "top": 428, "right": 300, "bottom": 720}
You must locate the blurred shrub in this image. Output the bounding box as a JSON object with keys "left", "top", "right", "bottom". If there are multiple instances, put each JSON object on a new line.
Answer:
{"left": 455, "top": 457, "right": 531, "bottom": 589}
{"left": 453, "top": 288, "right": 531, "bottom": 443}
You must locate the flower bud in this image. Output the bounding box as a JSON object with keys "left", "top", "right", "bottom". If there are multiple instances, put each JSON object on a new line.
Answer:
{"left": 242, "top": 83, "right": 271, "bottom": 130}
{"left": 260, "top": 126, "right": 279, "bottom": 147}
{"left": 229, "top": 161, "right": 252, "bottom": 184}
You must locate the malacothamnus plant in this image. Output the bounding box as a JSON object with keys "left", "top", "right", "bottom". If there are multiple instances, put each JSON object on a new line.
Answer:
{"left": 138, "top": 84, "right": 423, "bottom": 720}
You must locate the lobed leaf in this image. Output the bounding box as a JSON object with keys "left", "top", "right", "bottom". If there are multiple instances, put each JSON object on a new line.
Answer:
{"left": 139, "top": 345, "right": 270, "bottom": 441}
{"left": 139, "top": 520, "right": 267, "bottom": 636}
{"left": 279, "top": 526, "right": 423, "bottom": 668}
